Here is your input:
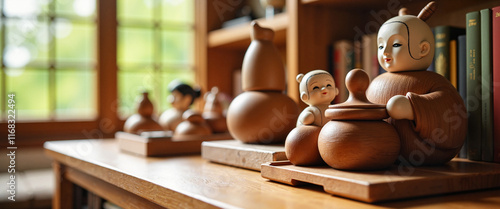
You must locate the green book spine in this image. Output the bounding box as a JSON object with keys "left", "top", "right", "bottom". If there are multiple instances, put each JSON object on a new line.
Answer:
{"left": 466, "top": 11, "right": 482, "bottom": 161}
{"left": 480, "top": 8, "right": 493, "bottom": 162}
{"left": 435, "top": 26, "right": 451, "bottom": 80}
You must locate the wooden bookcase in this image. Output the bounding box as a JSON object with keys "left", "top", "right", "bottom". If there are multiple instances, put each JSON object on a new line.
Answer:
{"left": 196, "top": 0, "right": 499, "bottom": 109}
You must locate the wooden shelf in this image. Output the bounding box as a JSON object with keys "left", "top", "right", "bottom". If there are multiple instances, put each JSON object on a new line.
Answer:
{"left": 208, "top": 12, "right": 288, "bottom": 50}
{"left": 301, "top": 0, "right": 403, "bottom": 9}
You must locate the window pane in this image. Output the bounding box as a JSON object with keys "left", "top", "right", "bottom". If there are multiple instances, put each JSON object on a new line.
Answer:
{"left": 56, "top": 20, "right": 96, "bottom": 63}
{"left": 119, "top": 70, "right": 160, "bottom": 117}
{"left": 118, "top": 0, "right": 154, "bottom": 21}
{"left": 56, "top": 0, "right": 96, "bottom": 18}
{"left": 162, "top": 0, "right": 194, "bottom": 24}
{"left": 162, "top": 30, "right": 193, "bottom": 65}
{"left": 55, "top": 69, "right": 97, "bottom": 120}
{"left": 3, "top": 0, "right": 46, "bottom": 17}
{"left": 118, "top": 27, "right": 153, "bottom": 65}
{"left": 6, "top": 68, "right": 50, "bottom": 120}
{"left": 4, "top": 19, "right": 48, "bottom": 67}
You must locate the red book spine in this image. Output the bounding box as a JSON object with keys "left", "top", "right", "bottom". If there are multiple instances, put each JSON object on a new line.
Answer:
{"left": 493, "top": 6, "right": 500, "bottom": 163}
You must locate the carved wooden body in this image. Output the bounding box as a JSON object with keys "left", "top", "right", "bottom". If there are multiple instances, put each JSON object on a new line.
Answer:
{"left": 367, "top": 71, "right": 467, "bottom": 165}
{"left": 174, "top": 111, "right": 212, "bottom": 140}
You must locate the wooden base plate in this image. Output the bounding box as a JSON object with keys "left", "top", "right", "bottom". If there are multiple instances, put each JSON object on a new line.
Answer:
{"left": 261, "top": 158, "right": 500, "bottom": 203}
{"left": 202, "top": 140, "right": 287, "bottom": 171}
{"left": 116, "top": 131, "right": 232, "bottom": 156}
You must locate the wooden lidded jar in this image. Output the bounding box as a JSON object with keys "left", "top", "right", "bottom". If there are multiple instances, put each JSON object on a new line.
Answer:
{"left": 226, "top": 21, "right": 299, "bottom": 144}
{"left": 318, "top": 69, "right": 400, "bottom": 170}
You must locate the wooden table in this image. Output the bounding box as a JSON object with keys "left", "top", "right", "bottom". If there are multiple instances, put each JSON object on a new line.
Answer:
{"left": 44, "top": 139, "right": 500, "bottom": 209}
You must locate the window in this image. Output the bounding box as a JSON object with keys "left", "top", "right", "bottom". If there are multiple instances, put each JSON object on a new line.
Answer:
{"left": 117, "top": 0, "right": 195, "bottom": 118}
{"left": 0, "top": 0, "right": 97, "bottom": 121}
{"left": 0, "top": 0, "right": 196, "bottom": 142}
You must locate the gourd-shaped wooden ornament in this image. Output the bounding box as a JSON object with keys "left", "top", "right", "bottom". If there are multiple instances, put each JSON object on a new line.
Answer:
{"left": 318, "top": 69, "right": 400, "bottom": 170}
{"left": 174, "top": 110, "right": 212, "bottom": 141}
{"left": 123, "top": 91, "right": 163, "bottom": 134}
{"left": 226, "top": 21, "right": 299, "bottom": 144}
{"left": 202, "top": 87, "right": 228, "bottom": 133}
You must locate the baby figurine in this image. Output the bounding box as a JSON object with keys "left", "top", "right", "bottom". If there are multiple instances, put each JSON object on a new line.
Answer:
{"left": 159, "top": 80, "right": 201, "bottom": 132}
{"left": 366, "top": 2, "right": 467, "bottom": 166}
{"left": 285, "top": 69, "right": 338, "bottom": 166}
{"left": 296, "top": 69, "right": 339, "bottom": 126}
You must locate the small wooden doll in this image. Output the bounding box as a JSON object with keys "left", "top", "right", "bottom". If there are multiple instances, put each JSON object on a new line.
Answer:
{"left": 159, "top": 80, "right": 201, "bottom": 132}
{"left": 202, "top": 86, "right": 228, "bottom": 133}
{"left": 296, "top": 69, "right": 339, "bottom": 126}
{"left": 285, "top": 70, "right": 338, "bottom": 166}
{"left": 366, "top": 2, "right": 467, "bottom": 166}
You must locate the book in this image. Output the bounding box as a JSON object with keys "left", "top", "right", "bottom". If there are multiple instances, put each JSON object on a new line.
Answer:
{"left": 492, "top": 6, "right": 500, "bottom": 163}
{"left": 362, "top": 33, "right": 380, "bottom": 80}
{"left": 450, "top": 40, "right": 457, "bottom": 88}
{"left": 434, "top": 26, "right": 465, "bottom": 83}
{"left": 458, "top": 34, "right": 467, "bottom": 158}
{"left": 466, "top": 11, "right": 482, "bottom": 161}
{"left": 333, "top": 40, "right": 354, "bottom": 103}
{"left": 480, "top": 8, "right": 493, "bottom": 162}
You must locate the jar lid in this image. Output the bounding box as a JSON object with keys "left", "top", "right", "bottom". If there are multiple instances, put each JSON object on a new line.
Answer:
{"left": 325, "top": 69, "right": 388, "bottom": 120}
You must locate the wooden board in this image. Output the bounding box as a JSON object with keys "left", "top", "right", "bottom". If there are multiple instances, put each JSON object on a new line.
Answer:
{"left": 116, "top": 131, "right": 232, "bottom": 156}
{"left": 261, "top": 158, "right": 500, "bottom": 203}
{"left": 201, "top": 140, "right": 287, "bottom": 171}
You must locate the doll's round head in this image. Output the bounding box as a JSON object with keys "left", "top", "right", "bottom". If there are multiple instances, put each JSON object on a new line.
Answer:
{"left": 297, "top": 70, "right": 338, "bottom": 106}
{"left": 377, "top": 15, "right": 434, "bottom": 72}
{"left": 167, "top": 81, "right": 201, "bottom": 111}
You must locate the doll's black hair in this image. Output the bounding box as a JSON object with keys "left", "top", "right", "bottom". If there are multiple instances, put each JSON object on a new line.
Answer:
{"left": 169, "top": 81, "right": 201, "bottom": 105}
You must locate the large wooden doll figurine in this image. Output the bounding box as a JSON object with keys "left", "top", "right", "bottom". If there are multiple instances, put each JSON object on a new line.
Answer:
{"left": 366, "top": 2, "right": 467, "bottom": 165}
{"left": 159, "top": 80, "right": 201, "bottom": 132}
{"left": 285, "top": 70, "right": 338, "bottom": 165}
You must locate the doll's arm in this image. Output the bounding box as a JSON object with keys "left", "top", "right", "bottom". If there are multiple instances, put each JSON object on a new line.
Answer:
{"left": 387, "top": 95, "right": 414, "bottom": 120}
{"left": 298, "top": 108, "right": 315, "bottom": 126}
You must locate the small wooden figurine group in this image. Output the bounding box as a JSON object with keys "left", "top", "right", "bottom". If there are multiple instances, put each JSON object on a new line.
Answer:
{"left": 286, "top": 1, "right": 467, "bottom": 170}
{"left": 123, "top": 81, "right": 228, "bottom": 140}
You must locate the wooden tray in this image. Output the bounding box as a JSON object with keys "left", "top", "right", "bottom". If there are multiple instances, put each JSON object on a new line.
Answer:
{"left": 261, "top": 158, "right": 500, "bottom": 203}
{"left": 116, "top": 131, "right": 232, "bottom": 156}
{"left": 202, "top": 140, "right": 287, "bottom": 171}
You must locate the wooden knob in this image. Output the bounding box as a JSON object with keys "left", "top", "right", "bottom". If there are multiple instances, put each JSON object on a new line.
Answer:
{"left": 345, "top": 68, "right": 371, "bottom": 104}
{"left": 325, "top": 69, "right": 387, "bottom": 120}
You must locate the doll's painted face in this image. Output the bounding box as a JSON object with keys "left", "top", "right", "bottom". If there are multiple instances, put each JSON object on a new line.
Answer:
{"left": 168, "top": 90, "right": 192, "bottom": 111}
{"left": 378, "top": 23, "right": 412, "bottom": 72}
{"left": 377, "top": 16, "right": 434, "bottom": 72}
{"left": 305, "top": 73, "right": 337, "bottom": 106}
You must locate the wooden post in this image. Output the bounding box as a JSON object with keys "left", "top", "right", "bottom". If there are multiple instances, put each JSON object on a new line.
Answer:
{"left": 52, "top": 162, "right": 74, "bottom": 209}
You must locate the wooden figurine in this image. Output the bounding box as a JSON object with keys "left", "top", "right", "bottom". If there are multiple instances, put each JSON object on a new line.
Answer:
{"left": 202, "top": 87, "right": 228, "bottom": 133}
{"left": 318, "top": 69, "right": 401, "bottom": 170}
{"left": 366, "top": 1, "right": 467, "bottom": 166}
{"left": 285, "top": 70, "right": 338, "bottom": 165}
{"left": 123, "top": 91, "right": 163, "bottom": 134}
{"left": 226, "top": 21, "right": 299, "bottom": 144}
{"left": 173, "top": 110, "right": 213, "bottom": 141}
{"left": 159, "top": 81, "right": 201, "bottom": 132}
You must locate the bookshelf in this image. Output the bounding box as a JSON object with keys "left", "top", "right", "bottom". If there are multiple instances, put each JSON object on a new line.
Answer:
{"left": 196, "top": 0, "right": 500, "bottom": 109}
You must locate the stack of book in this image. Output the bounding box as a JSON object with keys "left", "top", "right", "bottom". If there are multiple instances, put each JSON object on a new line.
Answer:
{"left": 462, "top": 6, "right": 500, "bottom": 163}
{"left": 331, "top": 34, "right": 382, "bottom": 103}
